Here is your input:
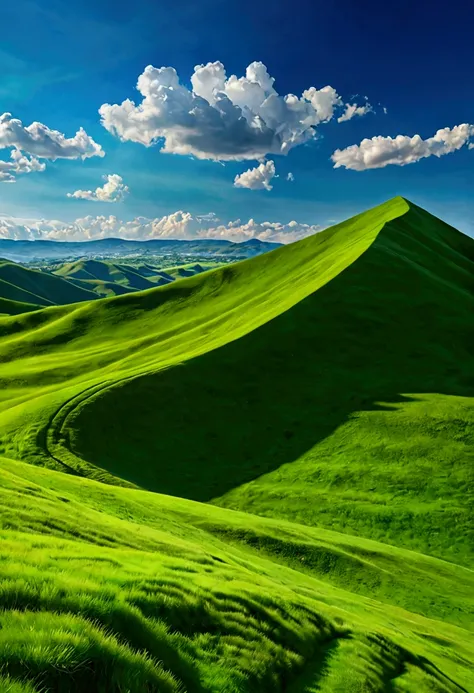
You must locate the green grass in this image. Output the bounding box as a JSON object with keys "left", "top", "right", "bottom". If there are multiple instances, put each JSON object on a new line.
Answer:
{"left": 0, "top": 297, "right": 41, "bottom": 317}
{"left": 0, "top": 196, "right": 473, "bottom": 690}
{"left": 0, "top": 454, "right": 473, "bottom": 692}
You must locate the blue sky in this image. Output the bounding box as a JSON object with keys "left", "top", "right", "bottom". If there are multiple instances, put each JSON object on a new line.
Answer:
{"left": 0, "top": 0, "right": 473, "bottom": 241}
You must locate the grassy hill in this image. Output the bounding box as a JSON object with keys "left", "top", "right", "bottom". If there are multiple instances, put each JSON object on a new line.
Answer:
{"left": 1, "top": 453, "right": 473, "bottom": 692}
{"left": 0, "top": 296, "right": 41, "bottom": 316}
{"left": 0, "top": 258, "right": 98, "bottom": 312}
{"left": 0, "top": 197, "right": 473, "bottom": 691}
{"left": 53, "top": 259, "right": 221, "bottom": 296}
{"left": 0, "top": 257, "right": 224, "bottom": 310}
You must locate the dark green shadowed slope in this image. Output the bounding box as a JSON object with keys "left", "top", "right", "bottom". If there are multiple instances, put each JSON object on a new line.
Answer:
{"left": 0, "top": 258, "right": 98, "bottom": 309}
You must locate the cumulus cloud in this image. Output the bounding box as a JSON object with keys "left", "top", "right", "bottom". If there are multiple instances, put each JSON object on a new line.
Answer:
{"left": 0, "top": 113, "right": 104, "bottom": 160}
{"left": 0, "top": 149, "right": 46, "bottom": 183}
{"left": 301, "top": 86, "right": 342, "bottom": 123}
{"left": 234, "top": 160, "right": 276, "bottom": 190}
{"left": 67, "top": 174, "right": 129, "bottom": 202}
{"left": 337, "top": 102, "right": 373, "bottom": 123}
{"left": 198, "top": 218, "right": 323, "bottom": 244}
{"left": 332, "top": 123, "right": 474, "bottom": 170}
{"left": 0, "top": 112, "right": 104, "bottom": 181}
{"left": 0, "top": 212, "right": 323, "bottom": 244}
{"left": 99, "top": 61, "right": 368, "bottom": 162}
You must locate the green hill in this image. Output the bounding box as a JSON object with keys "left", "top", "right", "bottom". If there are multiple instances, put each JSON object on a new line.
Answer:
{"left": 0, "top": 197, "right": 473, "bottom": 691}
{"left": 0, "top": 296, "right": 41, "bottom": 316}
{"left": 0, "top": 258, "right": 224, "bottom": 311}
{"left": 52, "top": 258, "right": 221, "bottom": 297}
{"left": 0, "top": 258, "right": 98, "bottom": 312}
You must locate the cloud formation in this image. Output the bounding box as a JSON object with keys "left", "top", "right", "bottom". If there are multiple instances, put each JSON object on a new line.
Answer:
{"left": 99, "top": 61, "right": 369, "bottom": 162}
{"left": 234, "top": 160, "right": 276, "bottom": 190}
{"left": 0, "top": 149, "right": 46, "bottom": 183}
{"left": 337, "top": 102, "right": 373, "bottom": 123}
{"left": 199, "top": 218, "right": 323, "bottom": 244}
{"left": 0, "top": 113, "right": 104, "bottom": 160}
{"left": 0, "top": 112, "right": 104, "bottom": 182}
{"left": 332, "top": 123, "right": 474, "bottom": 170}
{"left": 67, "top": 174, "right": 129, "bottom": 202}
{"left": 0, "top": 212, "right": 323, "bottom": 244}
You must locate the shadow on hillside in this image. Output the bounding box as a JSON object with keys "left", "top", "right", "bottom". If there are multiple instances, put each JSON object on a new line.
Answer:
{"left": 67, "top": 224, "right": 474, "bottom": 502}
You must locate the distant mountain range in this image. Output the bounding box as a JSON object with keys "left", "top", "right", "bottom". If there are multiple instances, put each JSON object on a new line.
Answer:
{"left": 0, "top": 237, "right": 282, "bottom": 262}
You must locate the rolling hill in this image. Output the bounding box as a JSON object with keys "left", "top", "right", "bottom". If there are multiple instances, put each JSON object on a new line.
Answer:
{"left": 0, "top": 258, "right": 98, "bottom": 313}
{"left": 0, "top": 196, "right": 473, "bottom": 692}
{"left": 0, "top": 258, "right": 225, "bottom": 310}
{"left": 52, "top": 258, "right": 219, "bottom": 295}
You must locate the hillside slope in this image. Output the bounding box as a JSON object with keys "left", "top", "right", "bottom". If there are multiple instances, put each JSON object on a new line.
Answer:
{"left": 0, "top": 258, "right": 98, "bottom": 310}
{"left": 0, "top": 197, "right": 472, "bottom": 565}
{"left": 1, "top": 454, "right": 473, "bottom": 692}
{"left": 54, "top": 259, "right": 221, "bottom": 296}
{"left": 0, "top": 296, "right": 41, "bottom": 316}
{"left": 0, "top": 197, "right": 473, "bottom": 691}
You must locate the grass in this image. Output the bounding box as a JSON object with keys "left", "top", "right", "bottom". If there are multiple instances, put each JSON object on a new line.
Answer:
{"left": 0, "top": 454, "right": 473, "bottom": 692}
{"left": 0, "top": 196, "right": 473, "bottom": 690}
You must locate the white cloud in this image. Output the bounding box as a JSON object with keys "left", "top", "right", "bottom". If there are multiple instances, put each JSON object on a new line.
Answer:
{"left": 67, "top": 174, "right": 129, "bottom": 202}
{"left": 0, "top": 212, "right": 323, "bottom": 244}
{"left": 198, "top": 218, "right": 323, "bottom": 244}
{"left": 286, "top": 172, "right": 294, "bottom": 181}
{"left": 332, "top": 123, "right": 474, "bottom": 170}
{"left": 337, "top": 102, "right": 373, "bottom": 123}
{"left": 0, "top": 113, "right": 104, "bottom": 160}
{"left": 234, "top": 160, "right": 276, "bottom": 190}
{"left": 301, "top": 86, "right": 342, "bottom": 123}
{"left": 0, "top": 149, "right": 46, "bottom": 183}
{"left": 0, "top": 112, "right": 104, "bottom": 181}
{"left": 196, "top": 212, "right": 220, "bottom": 223}
{"left": 99, "top": 61, "right": 369, "bottom": 162}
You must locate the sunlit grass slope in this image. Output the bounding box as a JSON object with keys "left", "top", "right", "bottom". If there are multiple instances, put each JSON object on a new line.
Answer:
{"left": 0, "top": 454, "right": 473, "bottom": 692}
{"left": 0, "top": 197, "right": 472, "bottom": 564}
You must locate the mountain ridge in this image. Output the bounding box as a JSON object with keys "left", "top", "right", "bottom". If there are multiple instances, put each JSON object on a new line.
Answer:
{"left": 0, "top": 235, "right": 282, "bottom": 262}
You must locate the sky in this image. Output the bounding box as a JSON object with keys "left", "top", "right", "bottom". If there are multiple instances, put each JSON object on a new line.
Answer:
{"left": 0, "top": 0, "right": 473, "bottom": 243}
